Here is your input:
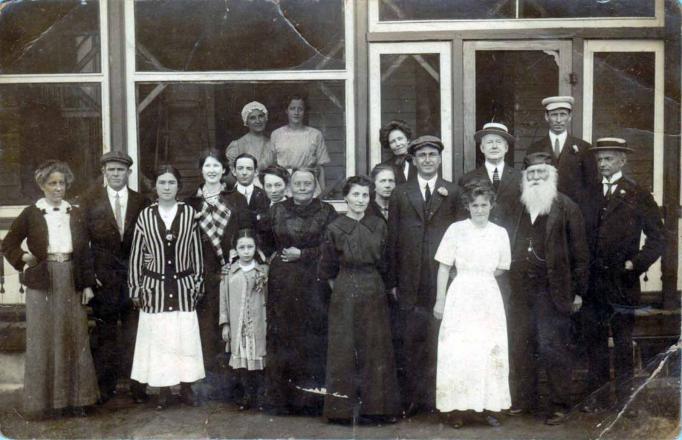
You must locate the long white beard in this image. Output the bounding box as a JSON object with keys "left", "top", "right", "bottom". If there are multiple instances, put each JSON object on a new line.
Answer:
{"left": 521, "top": 170, "right": 558, "bottom": 219}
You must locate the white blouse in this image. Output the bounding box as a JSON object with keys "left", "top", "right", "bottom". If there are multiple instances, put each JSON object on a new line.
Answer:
{"left": 36, "top": 198, "right": 73, "bottom": 253}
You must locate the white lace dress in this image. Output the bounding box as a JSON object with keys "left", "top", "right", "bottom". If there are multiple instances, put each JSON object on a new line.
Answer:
{"left": 434, "top": 219, "right": 511, "bottom": 412}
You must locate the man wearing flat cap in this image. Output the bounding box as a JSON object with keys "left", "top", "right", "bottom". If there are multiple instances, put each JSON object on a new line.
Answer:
{"left": 507, "top": 152, "right": 589, "bottom": 425}
{"left": 460, "top": 122, "right": 522, "bottom": 241}
{"left": 387, "top": 135, "right": 460, "bottom": 416}
{"left": 581, "top": 138, "right": 665, "bottom": 413}
{"left": 528, "top": 96, "right": 600, "bottom": 248}
{"left": 78, "top": 150, "right": 150, "bottom": 404}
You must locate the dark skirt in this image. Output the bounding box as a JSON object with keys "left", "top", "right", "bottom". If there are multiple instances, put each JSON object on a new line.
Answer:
{"left": 323, "top": 268, "right": 401, "bottom": 419}
{"left": 24, "top": 261, "right": 99, "bottom": 413}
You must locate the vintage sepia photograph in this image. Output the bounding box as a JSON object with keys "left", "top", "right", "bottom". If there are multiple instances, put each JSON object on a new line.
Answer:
{"left": 0, "top": 0, "right": 680, "bottom": 438}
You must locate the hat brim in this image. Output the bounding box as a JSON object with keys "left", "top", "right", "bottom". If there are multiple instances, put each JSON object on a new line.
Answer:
{"left": 589, "top": 146, "right": 634, "bottom": 153}
{"left": 474, "top": 129, "right": 515, "bottom": 145}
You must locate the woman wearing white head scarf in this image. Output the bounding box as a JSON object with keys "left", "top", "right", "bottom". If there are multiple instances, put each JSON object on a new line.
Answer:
{"left": 225, "top": 101, "right": 276, "bottom": 174}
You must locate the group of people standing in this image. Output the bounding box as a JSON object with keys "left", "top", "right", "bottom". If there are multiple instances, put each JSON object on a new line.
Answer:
{"left": 2, "top": 95, "right": 665, "bottom": 432}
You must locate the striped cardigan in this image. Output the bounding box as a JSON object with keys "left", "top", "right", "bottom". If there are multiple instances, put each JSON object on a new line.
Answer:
{"left": 128, "top": 202, "right": 204, "bottom": 313}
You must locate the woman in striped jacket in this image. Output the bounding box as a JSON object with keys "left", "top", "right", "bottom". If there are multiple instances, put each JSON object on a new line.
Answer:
{"left": 128, "top": 165, "right": 205, "bottom": 409}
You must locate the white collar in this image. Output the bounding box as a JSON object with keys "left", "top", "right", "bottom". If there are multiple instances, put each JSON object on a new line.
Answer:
{"left": 236, "top": 183, "right": 255, "bottom": 193}
{"left": 417, "top": 174, "right": 437, "bottom": 189}
{"left": 484, "top": 160, "right": 504, "bottom": 175}
{"left": 36, "top": 198, "right": 71, "bottom": 212}
{"left": 106, "top": 186, "right": 128, "bottom": 198}
{"left": 549, "top": 131, "right": 568, "bottom": 144}
{"left": 239, "top": 261, "right": 256, "bottom": 272}
{"left": 602, "top": 171, "right": 623, "bottom": 184}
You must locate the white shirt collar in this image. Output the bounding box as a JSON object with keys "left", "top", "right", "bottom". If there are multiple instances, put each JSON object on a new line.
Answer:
{"left": 239, "top": 261, "right": 257, "bottom": 272}
{"left": 36, "top": 198, "right": 71, "bottom": 212}
{"left": 602, "top": 171, "right": 623, "bottom": 184}
{"left": 106, "top": 185, "right": 128, "bottom": 198}
{"left": 549, "top": 130, "right": 568, "bottom": 147}
{"left": 484, "top": 161, "right": 505, "bottom": 181}
{"left": 417, "top": 174, "right": 437, "bottom": 190}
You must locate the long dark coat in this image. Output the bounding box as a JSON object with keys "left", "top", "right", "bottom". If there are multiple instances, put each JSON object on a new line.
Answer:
{"left": 263, "top": 198, "right": 337, "bottom": 411}
{"left": 185, "top": 188, "right": 251, "bottom": 370}
{"left": 591, "top": 176, "right": 665, "bottom": 306}
{"left": 319, "top": 214, "right": 400, "bottom": 419}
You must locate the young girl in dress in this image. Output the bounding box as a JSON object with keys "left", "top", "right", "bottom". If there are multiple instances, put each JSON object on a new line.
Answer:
{"left": 219, "top": 229, "right": 268, "bottom": 410}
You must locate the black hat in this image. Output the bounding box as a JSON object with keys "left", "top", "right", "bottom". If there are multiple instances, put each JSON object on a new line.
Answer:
{"left": 407, "top": 135, "right": 444, "bottom": 156}
{"left": 100, "top": 150, "right": 133, "bottom": 167}
{"left": 589, "top": 137, "right": 634, "bottom": 153}
{"left": 523, "top": 151, "right": 555, "bottom": 169}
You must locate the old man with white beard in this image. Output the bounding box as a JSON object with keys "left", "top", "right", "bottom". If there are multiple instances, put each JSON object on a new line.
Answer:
{"left": 506, "top": 152, "right": 590, "bottom": 426}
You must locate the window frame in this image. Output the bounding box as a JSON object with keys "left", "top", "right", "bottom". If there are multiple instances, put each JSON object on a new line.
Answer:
{"left": 124, "top": 0, "right": 356, "bottom": 207}
{"left": 368, "top": 0, "right": 664, "bottom": 33}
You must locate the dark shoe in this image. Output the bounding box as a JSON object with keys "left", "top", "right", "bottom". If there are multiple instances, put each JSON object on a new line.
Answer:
{"left": 70, "top": 406, "right": 88, "bottom": 418}
{"left": 96, "top": 393, "right": 112, "bottom": 406}
{"left": 180, "top": 383, "right": 200, "bottom": 407}
{"left": 156, "top": 388, "right": 171, "bottom": 410}
{"left": 402, "top": 402, "right": 420, "bottom": 418}
{"left": 327, "top": 417, "right": 352, "bottom": 425}
{"left": 545, "top": 411, "right": 568, "bottom": 426}
{"left": 130, "top": 382, "right": 149, "bottom": 403}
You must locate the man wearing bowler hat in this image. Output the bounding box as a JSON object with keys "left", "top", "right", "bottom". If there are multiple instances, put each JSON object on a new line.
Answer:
{"left": 78, "top": 150, "right": 150, "bottom": 404}
{"left": 387, "top": 135, "right": 460, "bottom": 416}
{"left": 527, "top": 96, "right": 600, "bottom": 248}
{"left": 507, "top": 152, "right": 589, "bottom": 425}
{"left": 581, "top": 138, "right": 665, "bottom": 413}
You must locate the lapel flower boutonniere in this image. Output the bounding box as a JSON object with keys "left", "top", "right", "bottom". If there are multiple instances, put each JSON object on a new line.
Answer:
{"left": 254, "top": 270, "right": 268, "bottom": 295}
{"left": 619, "top": 189, "right": 626, "bottom": 196}
{"left": 437, "top": 187, "right": 448, "bottom": 197}
{"left": 572, "top": 144, "right": 579, "bottom": 154}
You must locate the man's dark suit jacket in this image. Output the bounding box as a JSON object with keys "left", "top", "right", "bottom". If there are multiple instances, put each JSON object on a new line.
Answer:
{"left": 387, "top": 177, "right": 460, "bottom": 309}
{"left": 510, "top": 193, "right": 590, "bottom": 315}
{"left": 527, "top": 134, "right": 601, "bottom": 248}
{"left": 380, "top": 155, "right": 417, "bottom": 185}
{"left": 458, "top": 164, "right": 522, "bottom": 244}
{"left": 79, "top": 186, "right": 149, "bottom": 302}
{"left": 591, "top": 176, "right": 665, "bottom": 306}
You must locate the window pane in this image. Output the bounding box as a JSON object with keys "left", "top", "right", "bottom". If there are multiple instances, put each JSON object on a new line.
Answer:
{"left": 379, "top": 0, "right": 515, "bottom": 21}
{"left": 0, "top": 0, "right": 100, "bottom": 74}
{"left": 592, "top": 52, "right": 655, "bottom": 192}
{"left": 380, "top": 53, "right": 441, "bottom": 162}
{"left": 520, "top": 0, "right": 655, "bottom": 18}
{"left": 475, "top": 51, "right": 559, "bottom": 168}
{"left": 134, "top": 0, "right": 345, "bottom": 71}
{"left": 0, "top": 84, "right": 102, "bottom": 205}
{"left": 136, "top": 81, "right": 346, "bottom": 199}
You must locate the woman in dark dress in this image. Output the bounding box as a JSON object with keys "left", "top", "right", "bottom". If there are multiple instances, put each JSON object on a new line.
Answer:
{"left": 319, "top": 176, "right": 400, "bottom": 424}
{"left": 263, "top": 167, "right": 337, "bottom": 415}
{"left": 185, "top": 150, "right": 251, "bottom": 400}
{"left": 367, "top": 164, "right": 396, "bottom": 222}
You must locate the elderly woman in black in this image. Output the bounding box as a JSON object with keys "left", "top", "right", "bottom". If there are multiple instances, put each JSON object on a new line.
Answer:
{"left": 367, "top": 163, "right": 396, "bottom": 222}
{"left": 129, "top": 165, "right": 205, "bottom": 409}
{"left": 263, "top": 167, "right": 337, "bottom": 415}
{"left": 2, "top": 160, "right": 99, "bottom": 419}
{"left": 319, "top": 176, "right": 400, "bottom": 424}
{"left": 379, "top": 119, "right": 415, "bottom": 184}
{"left": 185, "top": 150, "right": 251, "bottom": 400}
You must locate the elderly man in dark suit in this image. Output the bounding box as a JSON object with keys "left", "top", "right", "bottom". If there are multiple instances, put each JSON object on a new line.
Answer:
{"left": 79, "top": 151, "right": 149, "bottom": 404}
{"left": 387, "top": 135, "right": 460, "bottom": 416}
{"left": 507, "top": 152, "right": 589, "bottom": 425}
{"left": 581, "top": 138, "right": 665, "bottom": 413}
{"left": 459, "top": 122, "right": 522, "bottom": 239}
{"left": 379, "top": 119, "right": 417, "bottom": 184}
{"left": 527, "top": 96, "right": 600, "bottom": 247}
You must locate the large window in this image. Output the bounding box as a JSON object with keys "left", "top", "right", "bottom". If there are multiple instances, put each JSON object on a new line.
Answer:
{"left": 127, "top": 0, "right": 354, "bottom": 201}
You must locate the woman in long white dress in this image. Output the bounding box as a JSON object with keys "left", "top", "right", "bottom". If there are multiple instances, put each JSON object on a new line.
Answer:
{"left": 433, "top": 182, "right": 511, "bottom": 429}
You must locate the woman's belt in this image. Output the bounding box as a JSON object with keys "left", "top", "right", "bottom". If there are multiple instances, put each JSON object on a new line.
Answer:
{"left": 142, "top": 267, "right": 194, "bottom": 281}
{"left": 46, "top": 253, "right": 72, "bottom": 262}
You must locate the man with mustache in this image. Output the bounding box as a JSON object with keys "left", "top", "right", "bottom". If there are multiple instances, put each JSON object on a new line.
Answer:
{"left": 507, "top": 152, "right": 589, "bottom": 425}
{"left": 581, "top": 138, "right": 665, "bottom": 413}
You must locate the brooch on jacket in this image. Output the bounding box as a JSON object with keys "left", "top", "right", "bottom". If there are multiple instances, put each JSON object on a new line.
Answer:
{"left": 165, "top": 231, "right": 176, "bottom": 242}
{"left": 437, "top": 187, "right": 448, "bottom": 197}
{"left": 254, "top": 270, "right": 268, "bottom": 295}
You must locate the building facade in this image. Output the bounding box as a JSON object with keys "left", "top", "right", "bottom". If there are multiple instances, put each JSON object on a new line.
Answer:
{"left": 0, "top": 0, "right": 680, "bottom": 317}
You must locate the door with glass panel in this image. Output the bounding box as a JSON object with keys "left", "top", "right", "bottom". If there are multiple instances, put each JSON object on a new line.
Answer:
{"left": 462, "top": 41, "right": 573, "bottom": 171}
{"left": 369, "top": 42, "right": 453, "bottom": 180}
{"left": 583, "top": 40, "right": 665, "bottom": 294}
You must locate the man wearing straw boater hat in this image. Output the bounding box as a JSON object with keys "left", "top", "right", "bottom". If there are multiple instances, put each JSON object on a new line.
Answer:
{"left": 527, "top": 96, "right": 600, "bottom": 247}
{"left": 460, "top": 122, "right": 522, "bottom": 242}
{"left": 581, "top": 138, "right": 665, "bottom": 414}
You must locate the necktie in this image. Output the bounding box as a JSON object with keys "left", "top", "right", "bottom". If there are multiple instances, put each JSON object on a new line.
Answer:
{"left": 554, "top": 137, "right": 561, "bottom": 158}
{"left": 424, "top": 184, "right": 432, "bottom": 205}
{"left": 492, "top": 167, "right": 500, "bottom": 191}
{"left": 604, "top": 182, "right": 615, "bottom": 198}
{"left": 114, "top": 193, "right": 123, "bottom": 238}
